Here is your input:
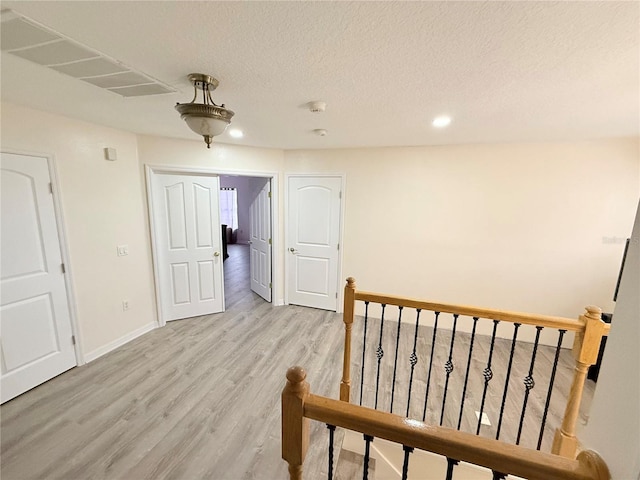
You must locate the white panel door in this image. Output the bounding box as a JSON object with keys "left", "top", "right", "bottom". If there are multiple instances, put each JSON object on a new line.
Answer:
{"left": 250, "top": 181, "right": 272, "bottom": 302}
{"left": 287, "top": 176, "right": 342, "bottom": 311}
{"left": 0, "top": 152, "right": 76, "bottom": 403}
{"left": 151, "top": 173, "right": 224, "bottom": 321}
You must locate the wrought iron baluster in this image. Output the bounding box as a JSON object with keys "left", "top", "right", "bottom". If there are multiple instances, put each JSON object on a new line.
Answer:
{"left": 406, "top": 309, "right": 422, "bottom": 417}
{"left": 360, "top": 301, "right": 370, "bottom": 406}
{"left": 445, "top": 458, "right": 459, "bottom": 480}
{"left": 440, "top": 314, "right": 459, "bottom": 426}
{"left": 390, "top": 306, "right": 404, "bottom": 413}
{"left": 374, "top": 304, "right": 386, "bottom": 410}
{"left": 363, "top": 434, "right": 374, "bottom": 480}
{"left": 516, "top": 326, "right": 543, "bottom": 445}
{"left": 496, "top": 323, "right": 521, "bottom": 440}
{"left": 457, "top": 316, "right": 479, "bottom": 430}
{"left": 492, "top": 471, "right": 507, "bottom": 480}
{"left": 401, "top": 445, "right": 414, "bottom": 480}
{"left": 537, "top": 329, "right": 566, "bottom": 450}
{"left": 477, "top": 320, "right": 500, "bottom": 435}
{"left": 327, "top": 424, "right": 336, "bottom": 480}
{"left": 422, "top": 311, "right": 440, "bottom": 421}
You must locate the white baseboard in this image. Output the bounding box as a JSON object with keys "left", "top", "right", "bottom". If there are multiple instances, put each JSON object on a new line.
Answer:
{"left": 84, "top": 321, "right": 157, "bottom": 363}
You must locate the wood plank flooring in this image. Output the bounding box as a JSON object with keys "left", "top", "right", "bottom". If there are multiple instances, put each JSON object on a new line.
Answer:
{"left": 1, "top": 244, "right": 594, "bottom": 479}
{"left": 1, "top": 245, "right": 343, "bottom": 480}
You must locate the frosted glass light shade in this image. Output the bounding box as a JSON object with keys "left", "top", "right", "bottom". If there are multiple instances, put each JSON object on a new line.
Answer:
{"left": 183, "top": 115, "right": 229, "bottom": 137}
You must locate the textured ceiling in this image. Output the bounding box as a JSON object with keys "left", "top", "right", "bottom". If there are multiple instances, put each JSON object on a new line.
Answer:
{"left": 1, "top": 1, "right": 638, "bottom": 149}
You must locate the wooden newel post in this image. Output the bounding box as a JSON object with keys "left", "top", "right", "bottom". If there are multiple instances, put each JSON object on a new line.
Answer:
{"left": 341, "top": 277, "right": 356, "bottom": 402}
{"left": 552, "top": 306, "right": 606, "bottom": 458}
{"left": 282, "top": 366, "right": 310, "bottom": 480}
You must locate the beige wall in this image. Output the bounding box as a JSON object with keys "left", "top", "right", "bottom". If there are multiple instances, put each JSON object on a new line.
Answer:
{"left": 285, "top": 140, "right": 639, "bottom": 342}
{"left": 1, "top": 102, "right": 157, "bottom": 357}
{"left": 3, "top": 101, "right": 638, "bottom": 357}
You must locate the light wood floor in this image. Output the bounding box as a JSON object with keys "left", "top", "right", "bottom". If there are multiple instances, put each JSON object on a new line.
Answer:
{"left": 1, "top": 245, "right": 343, "bottom": 479}
{"left": 1, "top": 244, "right": 594, "bottom": 479}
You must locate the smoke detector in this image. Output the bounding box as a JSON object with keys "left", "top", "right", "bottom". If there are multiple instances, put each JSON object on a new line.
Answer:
{"left": 313, "top": 129, "right": 328, "bottom": 136}
{"left": 308, "top": 101, "right": 326, "bottom": 113}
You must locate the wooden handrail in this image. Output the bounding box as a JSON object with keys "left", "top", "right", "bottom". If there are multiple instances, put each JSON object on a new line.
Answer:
{"left": 354, "top": 290, "right": 588, "bottom": 331}
{"left": 340, "top": 277, "right": 611, "bottom": 459}
{"left": 283, "top": 366, "right": 610, "bottom": 480}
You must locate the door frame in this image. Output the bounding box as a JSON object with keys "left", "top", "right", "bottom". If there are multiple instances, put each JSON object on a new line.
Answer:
{"left": 284, "top": 173, "right": 346, "bottom": 313}
{"left": 146, "top": 164, "right": 281, "bottom": 327}
{"left": 1, "top": 148, "right": 84, "bottom": 365}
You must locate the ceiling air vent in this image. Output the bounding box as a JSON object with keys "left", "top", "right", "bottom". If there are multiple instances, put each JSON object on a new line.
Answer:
{"left": 0, "top": 9, "right": 175, "bottom": 97}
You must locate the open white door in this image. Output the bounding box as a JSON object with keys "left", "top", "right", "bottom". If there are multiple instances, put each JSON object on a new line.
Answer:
{"left": 150, "top": 173, "right": 224, "bottom": 322}
{"left": 287, "top": 176, "right": 342, "bottom": 311}
{"left": 1, "top": 152, "right": 76, "bottom": 403}
{"left": 250, "top": 181, "right": 272, "bottom": 301}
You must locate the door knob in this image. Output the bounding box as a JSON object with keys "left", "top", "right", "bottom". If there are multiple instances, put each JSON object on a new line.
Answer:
{"left": 289, "top": 247, "right": 297, "bottom": 254}
{"left": 213, "top": 251, "right": 220, "bottom": 257}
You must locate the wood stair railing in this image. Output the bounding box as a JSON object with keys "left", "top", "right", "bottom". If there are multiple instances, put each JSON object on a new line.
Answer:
{"left": 339, "top": 277, "right": 610, "bottom": 458}
{"left": 282, "top": 366, "right": 610, "bottom": 480}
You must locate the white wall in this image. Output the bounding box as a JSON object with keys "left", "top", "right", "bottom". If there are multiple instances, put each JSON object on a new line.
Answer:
{"left": 1, "top": 102, "right": 157, "bottom": 358}
{"left": 285, "top": 140, "right": 639, "bottom": 342}
{"left": 582, "top": 201, "right": 640, "bottom": 479}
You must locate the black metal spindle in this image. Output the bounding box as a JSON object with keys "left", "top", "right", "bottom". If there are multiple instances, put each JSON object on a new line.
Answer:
{"left": 406, "top": 309, "right": 422, "bottom": 417}
{"left": 516, "top": 326, "right": 543, "bottom": 445}
{"left": 476, "top": 320, "right": 500, "bottom": 435}
{"left": 374, "top": 304, "right": 386, "bottom": 410}
{"left": 492, "top": 471, "right": 507, "bottom": 480}
{"left": 496, "top": 323, "right": 521, "bottom": 440}
{"left": 440, "top": 314, "right": 459, "bottom": 426}
{"left": 422, "top": 311, "right": 440, "bottom": 421}
{"left": 445, "top": 458, "right": 459, "bottom": 480}
{"left": 457, "top": 316, "right": 479, "bottom": 430}
{"left": 401, "top": 445, "right": 414, "bottom": 480}
{"left": 359, "top": 301, "right": 370, "bottom": 406}
{"left": 390, "top": 306, "right": 404, "bottom": 413}
{"left": 363, "top": 435, "right": 374, "bottom": 480}
{"left": 327, "top": 424, "right": 336, "bottom": 480}
{"left": 536, "top": 329, "right": 566, "bottom": 450}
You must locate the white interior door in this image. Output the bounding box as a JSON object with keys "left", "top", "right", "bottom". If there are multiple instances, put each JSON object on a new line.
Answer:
{"left": 1, "top": 152, "right": 76, "bottom": 403}
{"left": 151, "top": 173, "right": 224, "bottom": 322}
{"left": 250, "top": 181, "right": 272, "bottom": 302}
{"left": 287, "top": 176, "right": 342, "bottom": 311}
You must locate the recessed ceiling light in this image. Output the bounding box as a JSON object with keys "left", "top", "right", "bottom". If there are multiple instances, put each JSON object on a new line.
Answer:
{"left": 432, "top": 115, "right": 452, "bottom": 128}
{"left": 229, "top": 129, "right": 244, "bottom": 138}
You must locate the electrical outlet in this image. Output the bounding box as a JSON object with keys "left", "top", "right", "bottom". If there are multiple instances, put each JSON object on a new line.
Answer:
{"left": 122, "top": 300, "right": 130, "bottom": 311}
{"left": 117, "top": 245, "right": 129, "bottom": 256}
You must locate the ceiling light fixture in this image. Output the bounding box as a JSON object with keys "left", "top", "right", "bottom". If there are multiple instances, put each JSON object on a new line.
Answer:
{"left": 175, "top": 73, "right": 234, "bottom": 148}
{"left": 229, "top": 129, "right": 244, "bottom": 138}
{"left": 432, "top": 115, "right": 452, "bottom": 128}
